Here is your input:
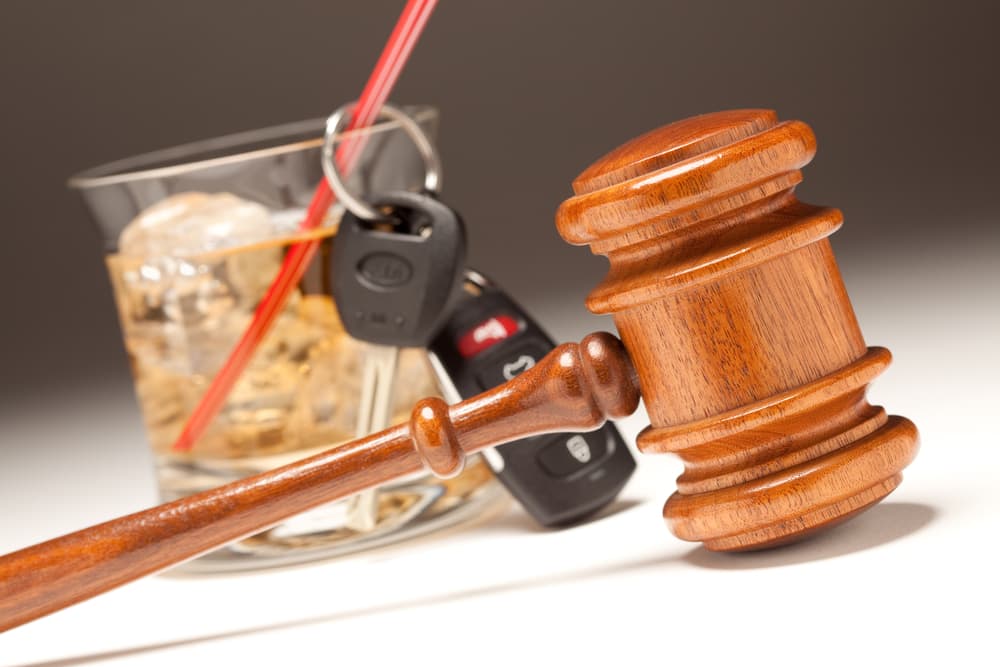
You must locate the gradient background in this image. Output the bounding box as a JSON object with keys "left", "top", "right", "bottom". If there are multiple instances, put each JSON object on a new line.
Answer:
{"left": 1, "top": 0, "right": 997, "bottom": 513}
{"left": 1, "top": 0, "right": 997, "bottom": 395}
{"left": 0, "top": 0, "right": 998, "bottom": 648}
{"left": 2, "top": 0, "right": 998, "bottom": 527}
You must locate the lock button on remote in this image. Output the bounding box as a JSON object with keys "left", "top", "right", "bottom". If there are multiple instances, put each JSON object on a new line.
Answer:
{"left": 536, "top": 431, "right": 611, "bottom": 478}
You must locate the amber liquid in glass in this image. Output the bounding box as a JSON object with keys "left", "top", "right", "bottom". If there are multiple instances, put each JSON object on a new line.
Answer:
{"left": 106, "top": 227, "right": 497, "bottom": 568}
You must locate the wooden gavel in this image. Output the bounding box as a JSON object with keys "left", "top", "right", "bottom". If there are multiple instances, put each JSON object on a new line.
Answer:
{"left": 0, "top": 109, "right": 918, "bottom": 632}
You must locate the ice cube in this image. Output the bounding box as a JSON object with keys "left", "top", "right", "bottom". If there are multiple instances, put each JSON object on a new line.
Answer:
{"left": 112, "top": 194, "right": 357, "bottom": 457}
{"left": 118, "top": 192, "right": 274, "bottom": 258}
{"left": 114, "top": 193, "right": 292, "bottom": 370}
{"left": 224, "top": 243, "right": 282, "bottom": 307}
{"left": 267, "top": 208, "right": 310, "bottom": 237}
{"left": 117, "top": 191, "right": 285, "bottom": 315}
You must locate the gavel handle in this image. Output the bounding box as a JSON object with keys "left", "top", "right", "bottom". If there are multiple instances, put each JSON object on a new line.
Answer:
{"left": 0, "top": 332, "right": 639, "bottom": 633}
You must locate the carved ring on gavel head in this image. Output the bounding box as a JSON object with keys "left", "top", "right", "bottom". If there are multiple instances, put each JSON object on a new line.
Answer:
{"left": 0, "top": 109, "right": 919, "bottom": 632}
{"left": 555, "top": 108, "right": 919, "bottom": 550}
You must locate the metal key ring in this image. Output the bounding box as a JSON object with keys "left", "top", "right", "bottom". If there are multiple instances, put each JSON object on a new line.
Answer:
{"left": 322, "top": 102, "right": 442, "bottom": 221}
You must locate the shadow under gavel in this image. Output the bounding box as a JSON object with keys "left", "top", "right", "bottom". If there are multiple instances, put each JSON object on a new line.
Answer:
{"left": 0, "top": 109, "right": 918, "bottom": 633}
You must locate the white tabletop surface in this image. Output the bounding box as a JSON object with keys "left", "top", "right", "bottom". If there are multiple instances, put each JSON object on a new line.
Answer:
{"left": 1, "top": 244, "right": 997, "bottom": 666}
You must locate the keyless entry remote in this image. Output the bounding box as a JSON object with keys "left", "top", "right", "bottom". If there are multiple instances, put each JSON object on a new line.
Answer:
{"left": 428, "top": 271, "right": 636, "bottom": 526}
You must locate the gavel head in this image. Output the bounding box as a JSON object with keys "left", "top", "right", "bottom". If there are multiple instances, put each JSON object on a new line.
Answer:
{"left": 555, "top": 109, "right": 919, "bottom": 551}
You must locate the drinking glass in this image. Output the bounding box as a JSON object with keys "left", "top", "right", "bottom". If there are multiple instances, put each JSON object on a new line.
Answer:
{"left": 69, "top": 108, "right": 505, "bottom": 571}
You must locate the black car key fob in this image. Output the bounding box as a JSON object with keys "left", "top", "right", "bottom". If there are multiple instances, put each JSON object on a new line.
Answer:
{"left": 332, "top": 190, "right": 466, "bottom": 348}
{"left": 427, "top": 271, "right": 636, "bottom": 526}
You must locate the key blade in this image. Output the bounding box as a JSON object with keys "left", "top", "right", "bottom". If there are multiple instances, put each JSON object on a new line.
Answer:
{"left": 347, "top": 343, "right": 401, "bottom": 532}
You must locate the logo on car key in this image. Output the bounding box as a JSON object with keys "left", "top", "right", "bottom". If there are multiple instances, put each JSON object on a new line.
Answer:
{"left": 358, "top": 252, "right": 413, "bottom": 288}
{"left": 502, "top": 354, "right": 536, "bottom": 380}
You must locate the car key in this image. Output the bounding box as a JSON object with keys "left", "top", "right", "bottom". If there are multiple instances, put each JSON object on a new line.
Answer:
{"left": 331, "top": 190, "right": 466, "bottom": 530}
{"left": 427, "top": 271, "right": 636, "bottom": 527}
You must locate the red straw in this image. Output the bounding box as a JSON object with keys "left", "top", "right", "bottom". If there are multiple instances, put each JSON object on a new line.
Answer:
{"left": 173, "top": 0, "right": 439, "bottom": 451}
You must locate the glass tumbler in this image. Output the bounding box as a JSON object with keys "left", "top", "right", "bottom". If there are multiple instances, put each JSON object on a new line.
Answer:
{"left": 69, "top": 108, "right": 505, "bottom": 571}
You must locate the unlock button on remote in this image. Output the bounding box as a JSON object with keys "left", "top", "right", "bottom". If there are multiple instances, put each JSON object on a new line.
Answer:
{"left": 475, "top": 340, "right": 550, "bottom": 390}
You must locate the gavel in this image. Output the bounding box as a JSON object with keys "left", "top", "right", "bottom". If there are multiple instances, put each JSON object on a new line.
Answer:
{"left": 0, "top": 109, "right": 918, "bottom": 632}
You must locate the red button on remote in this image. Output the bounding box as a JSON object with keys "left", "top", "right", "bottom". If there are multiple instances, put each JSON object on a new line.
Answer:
{"left": 457, "top": 315, "right": 520, "bottom": 358}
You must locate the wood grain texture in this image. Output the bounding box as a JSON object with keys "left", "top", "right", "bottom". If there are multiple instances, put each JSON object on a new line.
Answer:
{"left": 0, "top": 333, "right": 639, "bottom": 632}
{"left": 556, "top": 109, "right": 919, "bottom": 551}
